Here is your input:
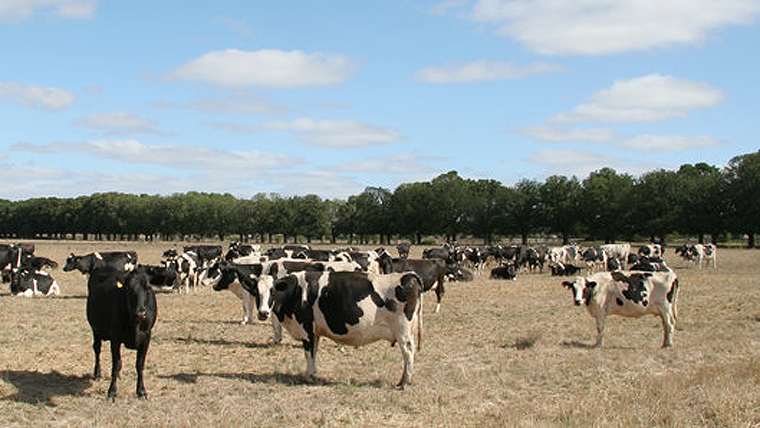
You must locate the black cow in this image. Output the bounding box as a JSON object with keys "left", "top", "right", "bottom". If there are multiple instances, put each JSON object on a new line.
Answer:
{"left": 396, "top": 243, "right": 411, "bottom": 259}
{"left": 64, "top": 251, "right": 138, "bottom": 275}
{"left": 250, "top": 270, "right": 423, "bottom": 388}
{"left": 378, "top": 254, "right": 446, "bottom": 314}
{"left": 138, "top": 264, "right": 178, "bottom": 290}
{"left": 0, "top": 244, "right": 35, "bottom": 282}
{"left": 86, "top": 266, "right": 157, "bottom": 398}
{"left": 490, "top": 264, "right": 516, "bottom": 280}
{"left": 550, "top": 263, "right": 582, "bottom": 276}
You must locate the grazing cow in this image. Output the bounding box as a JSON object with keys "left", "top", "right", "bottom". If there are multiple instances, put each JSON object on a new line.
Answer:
{"left": 86, "top": 266, "right": 157, "bottom": 398}
{"left": 600, "top": 243, "right": 632, "bottom": 269}
{"left": 64, "top": 251, "right": 138, "bottom": 275}
{"left": 689, "top": 244, "right": 717, "bottom": 269}
{"left": 490, "top": 264, "right": 516, "bottom": 280}
{"left": 252, "top": 270, "right": 422, "bottom": 388}
{"left": 396, "top": 243, "right": 411, "bottom": 259}
{"left": 446, "top": 265, "right": 473, "bottom": 282}
{"left": 9, "top": 267, "right": 60, "bottom": 297}
{"left": 378, "top": 254, "right": 446, "bottom": 314}
{"left": 550, "top": 263, "right": 582, "bottom": 277}
{"left": 562, "top": 270, "right": 679, "bottom": 348}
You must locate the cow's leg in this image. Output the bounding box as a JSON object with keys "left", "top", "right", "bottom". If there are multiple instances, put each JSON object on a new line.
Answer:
{"left": 107, "top": 341, "right": 122, "bottom": 399}
{"left": 135, "top": 339, "right": 150, "bottom": 398}
{"left": 394, "top": 325, "right": 415, "bottom": 389}
{"left": 434, "top": 281, "right": 444, "bottom": 314}
{"left": 241, "top": 292, "right": 253, "bottom": 325}
{"left": 594, "top": 315, "right": 606, "bottom": 348}
{"left": 271, "top": 317, "right": 282, "bottom": 345}
{"left": 302, "top": 335, "right": 320, "bottom": 381}
{"left": 661, "top": 309, "right": 675, "bottom": 348}
{"left": 92, "top": 335, "right": 102, "bottom": 379}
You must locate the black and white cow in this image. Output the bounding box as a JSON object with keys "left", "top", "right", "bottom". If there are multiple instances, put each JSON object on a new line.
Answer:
{"left": 689, "top": 244, "right": 717, "bottom": 269}
{"left": 63, "top": 251, "right": 138, "bottom": 275}
{"left": 225, "top": 242, "right": 262, "bottom": 263}
{"left": 629, "top": 257, "right": 671, "bottom": 272}
{"left": 550, "top": 262, "right": 582, "bottom": 276}
{"left": 562, "top": 270, "right": 679, "bottom": 348}
{"left": 638, "top": 244, "right": 663, "bottom": 258}
{"left": 600, "top": 243, "right": 632, "bottom": 269}
{"left": 251, "top": 270, "right": 423, "bottom": 388}
{"left": 86, "top": 266, "right": 157, "bottom": 398}
{"left": 490, "top": 264, "right": 516, "bottom": 280}
{"left": 138, "top": 264, "right": 179, "bottom": 291}
{"left": 182, "top": 245, "right": 222, "bottom": 267}
{"left": 581, "top": 247, "right": 607, "bottom": 272}
{"left": 9, "top": 267, "right": 60, "bottom": 297}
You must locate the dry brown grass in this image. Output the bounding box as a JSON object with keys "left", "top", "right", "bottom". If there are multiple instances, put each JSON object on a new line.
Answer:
{"left": 2, "top": 241, "right": 760, "bottom": 427}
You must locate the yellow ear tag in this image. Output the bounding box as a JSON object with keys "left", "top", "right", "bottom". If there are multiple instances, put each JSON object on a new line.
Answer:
{"left": 116, "top": 281, "right": 124, "bottom": 289}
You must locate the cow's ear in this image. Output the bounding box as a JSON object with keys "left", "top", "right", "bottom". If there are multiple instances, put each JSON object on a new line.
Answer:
{"left": 561, "top": 281, "right": 572, "bottom": 288}
{"left": 586, "top": 281, "right": 597, "bottom": 288}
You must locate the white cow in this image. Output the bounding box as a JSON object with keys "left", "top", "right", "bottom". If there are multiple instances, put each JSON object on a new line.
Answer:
{"left": 600, "top": 243, "right": 632, "bottom": 269}
{"left": 690, "top": 244, "right": 717, "bottom": 269}
{"left": 562, "top": 270, "right": 679, "bottom": 348}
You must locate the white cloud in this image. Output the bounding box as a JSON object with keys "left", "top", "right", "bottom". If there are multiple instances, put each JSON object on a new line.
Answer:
{"left": 154, "top": 94, "right": 290, "bottom": 116}
{"left": 335, "top": 154, "right": 436, "bottom": 174}
{"left": 211, "top": 118, "right": 405, "bottom": 148}
{"left": 551, "top": 74, "right": 724, "bottom": 123}
{"left": 74, "top": 111, "right": 160, "bottom": 135}
{"left": 0, "top": 0, "right": 97, "bottom": 21}
{"left": 520, "top": 125, "right": 616, "bottom": 143}
{"left": 0, "top": 82, "right": 76, "bottom": 111}
{"left": 12, "top": 139, "right": 300, "bottom": 171}
{"left": 617, "top": 134, "right": 722, "bottom": 151}
{"left": 417, "top": 60, "right": 567, "bottom": 83}
{"left": 467, "top": 0, "right": 760, "bottom": 55}
{"left": 525, "top": 148, "right": 657, "bottom": 178}
{"left": 168, "top": 49, "right": 358, "bottom": 88}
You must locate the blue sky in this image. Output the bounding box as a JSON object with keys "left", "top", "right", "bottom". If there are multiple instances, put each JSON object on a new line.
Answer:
{"left": 1, "top": 0, "right": 759, "bottom": 200}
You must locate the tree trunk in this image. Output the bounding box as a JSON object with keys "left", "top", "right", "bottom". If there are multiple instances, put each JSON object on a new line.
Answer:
{"left": 748, "top": 233, "right": 756, "bottom": 249}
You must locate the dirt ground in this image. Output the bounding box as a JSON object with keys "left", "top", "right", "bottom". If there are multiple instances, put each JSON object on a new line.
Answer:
{"left": 1, "top": 241, "right": 759, "bottom": 427}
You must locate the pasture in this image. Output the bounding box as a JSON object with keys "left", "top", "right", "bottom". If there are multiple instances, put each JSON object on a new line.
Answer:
{"left": 1, "top": 241, "right": 760, "bottom": 427}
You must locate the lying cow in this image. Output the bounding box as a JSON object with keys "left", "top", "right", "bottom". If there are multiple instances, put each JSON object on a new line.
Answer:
{"left": 562, "top": 270, "right": 679, "bottom": 348}
{"left": 251, "top": 270, "right": 423, "bottom": 388}
{"left": 86, "top": 266, "right": 157, "bottom": 398}
{"left": 550, "top": 262, "right": 582, "bottom": 276}
{"left": 490, "top": 264, "right": 516, "bottom": 280}
{"left": 9, "top": 267, "right": 60, "bottom": 297}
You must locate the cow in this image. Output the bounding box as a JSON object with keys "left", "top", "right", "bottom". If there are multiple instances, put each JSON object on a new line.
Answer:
{"left": 689, "top": 244, "right": 717, "bottom": 269}
{"left": 225, "top": 242, "right": 262, "bottom": 262}
{"left": 0, "top": 244, "right": 35, "bottom": 281}
{"left": 251, "top": 270, "right": 423, "bottom": 388}
{"left": 86, "top": 266, "right": 157, "bottom": 398}
{"left": 182, "top": 245, "right": 222, "bottom": 267}
{"left": 446, "top": 265, "right": 473, "bottom": 282}
{"left": 638, "top": 244, "right": 663, "bottom": 258}
{"left": 600, "top": 243, "right": 632, "bottom": 269}
{"left": 138, "top": 264, "right": 179, "bottom": 291}
{"left": 63, "top": 251, "right": 138, "bottom": 275}
{"left": 378, "top": 253, "right": 446, "bottom": 314}
{"left": 550, "top": 262, "right": 582, "bottom": 276}
{"left": 490, "top": 264, "right": 516, "bottom": 280}
{"left": 9, "top": 267, "right": 60, "bottom": 297}
{"left": 165, "top": 251, "right": 200, "bottom": 293}
{"left": 562, "top": 270, "right": 679, "bottom": 348}
{"left": 629, "top": 257, "right": 671, "bottom": 272}
{"left": 396, "top": 243, "right": 411, "bottom": 259}
{"left": 581, "top": 247, "right": 607, "bottom": 272}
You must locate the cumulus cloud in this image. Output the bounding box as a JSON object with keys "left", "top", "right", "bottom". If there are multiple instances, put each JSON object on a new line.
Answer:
{"left": 0, "top": 0, "right": 97, "bottom": 21}
{"left": 210, "top": 118, "right": 405, "bottom": 148}
{"left": 167, "top": 49, "right": 358, "bottom": 88}
{"left": 520, "top": 125, "right": 616, "bottom": 143}
{"left": 0, "top": 82, "right": 76, "bottom": 111}
{"left": 465, "top": 0, "right": 760, "bottom": 55}
{"left": 74, "top": 111, "right": 160, "bottom": 135}
{"left": 334, "top": 154, "right": 437, "bottom": 174}
{"left": 153, "top": 93, "right": 290, "bottom": 116}
{"left": 617, "top": 134, "right": 722, "bottom": 151}
{"left": 551, "top": 74, "right": 724, "bottom": 123}
{"left": 416, "top": 60, "right": 567, "bottom": 83}
{"left": 12, "top": 139, "right": 300, "bottom": 171}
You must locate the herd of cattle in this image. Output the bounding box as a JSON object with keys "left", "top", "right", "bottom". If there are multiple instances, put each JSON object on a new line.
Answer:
{"left": 0, "top": 240, "right": 718, "bottom": 398}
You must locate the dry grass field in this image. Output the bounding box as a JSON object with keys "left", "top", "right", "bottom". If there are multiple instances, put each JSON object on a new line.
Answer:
{"left": 1, "top": 241, "right": 760, "bottom": 427}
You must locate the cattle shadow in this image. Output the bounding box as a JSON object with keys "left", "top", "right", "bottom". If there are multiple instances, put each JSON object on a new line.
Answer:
{"left": 172, "top": 336, "right": 299, "bottom": 349}
{"left": 0, "top": 370, "right": 92, "bottom": 406}
{"left": 159, "top": 371, "right": 385, "bottom": 388}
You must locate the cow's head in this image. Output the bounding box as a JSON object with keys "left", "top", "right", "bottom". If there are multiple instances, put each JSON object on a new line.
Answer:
{"left": 562, "top": 277, "right": 596, "bottom": 306}
{"left": 201, "top": 262, "right": 226, "bottom": 289}
{"left": 120, "top": 271, "right": 156, "bottom": 332}
{"left": 63, "top": 253, "right": 89, "bottom": 273}
{"left": 254, "top": 274, "right": 278, "bottom": 321}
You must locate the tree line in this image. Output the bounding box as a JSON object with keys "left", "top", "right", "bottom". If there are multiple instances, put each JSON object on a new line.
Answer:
{"left": 1, "top": 151, "right": 758, "bottom": 247}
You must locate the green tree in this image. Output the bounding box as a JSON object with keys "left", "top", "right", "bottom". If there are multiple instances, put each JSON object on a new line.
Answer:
{"left": 540, "top": 175, "right": 582, "bottom": 244}
{"left": 580, "top": 168, "right": 635, "bottom": 243}
{"left": 725, "top": 151, "right": 760, "bottom": 247}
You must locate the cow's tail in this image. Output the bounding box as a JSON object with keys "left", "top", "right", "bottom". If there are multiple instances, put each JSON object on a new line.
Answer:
{"left": 416, "top": 291, "right": 423, "bottom": 352}
{"left": 670, "top": 278, "right": 680, "bottom": 328}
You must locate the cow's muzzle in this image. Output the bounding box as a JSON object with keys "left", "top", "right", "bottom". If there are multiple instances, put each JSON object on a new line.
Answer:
{"left": 574, "top": 300, "right": 582, "bottom": 306}
{"left": 258, "top": 309, "right": 270, "bottom": 321}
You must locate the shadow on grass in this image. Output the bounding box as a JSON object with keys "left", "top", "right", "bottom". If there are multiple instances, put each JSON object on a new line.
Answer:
{"left": 561, "top": 340, "right": 595, "bottom": 349}
{"left": 158, "top": 371, "right": 338, "bottom": 387}
{"left": 0, "top": 370, "right": 92, "bottom": 406}
{"left": 172, "top": 336, "right": 299, "bottom": 349}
